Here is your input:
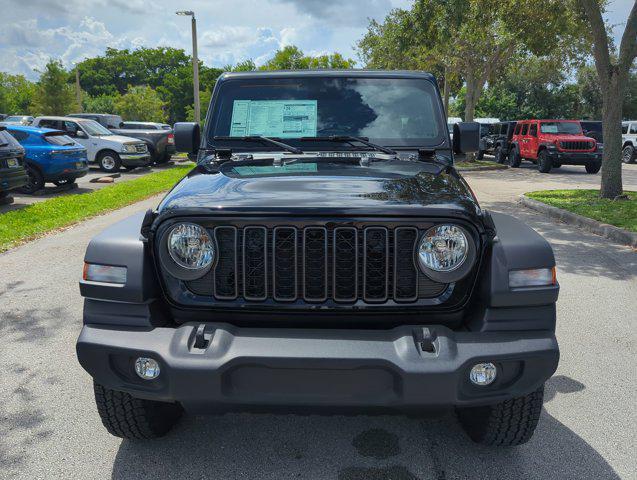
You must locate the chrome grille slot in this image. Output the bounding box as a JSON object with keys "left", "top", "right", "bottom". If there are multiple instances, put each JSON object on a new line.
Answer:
{"left": 243, "top": 226, "right": 267, "bottom": 300}
{"left": 363, "top": 227, "right": 389, "bottom": 302}
{"left": 303, "top": 227, "right": 328, "bottom": 302}
{"left": 394, "top": 227, "right": 418, "bottom": 302}
{"left": 333, "top": 227, "right": 358, "bottom": 302}
{"left": 273, "top": 227, "right": 298, "bottom": 301}
{"left": 213, "top": 227, "right": 238, "bottom": 299}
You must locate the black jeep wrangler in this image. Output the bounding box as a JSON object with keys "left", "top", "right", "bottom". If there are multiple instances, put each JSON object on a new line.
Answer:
{"left": 76, "top": 71, "right": 559, "bottom": 446}
{"left": 481, "top": 121, "right": 517, "bottom": 163}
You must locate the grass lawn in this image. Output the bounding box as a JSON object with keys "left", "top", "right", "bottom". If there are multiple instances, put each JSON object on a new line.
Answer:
{"left": 455, "top": 160, "right": 507, "bottom": 171}
{"left": 0, "top": 164, "right": 193, "bottom": 252}
{"left": 526, "top": 189, "right": 637, "bottom": 233}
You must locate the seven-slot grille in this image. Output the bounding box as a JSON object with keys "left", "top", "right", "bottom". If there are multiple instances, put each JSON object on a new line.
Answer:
{"left": 559, "top": 140, "right": 594, "bottom": 150}
{"left": 184, "top": 225, "right": 448, "bottom": 304}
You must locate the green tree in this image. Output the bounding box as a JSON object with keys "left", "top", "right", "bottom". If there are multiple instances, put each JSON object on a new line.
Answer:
{"left": 0, "top": 73, "right": 36, "bottom": 114}
{"left": 358, "top": 0, "right": 587, "bottom": 123}
{"left": 185, "top": 89, "right": 212, "bottom": 123}
{"left": 113, "top": 85, "right": 167, "bottom": 122}
{"left": 30, "top": 60, "right": 75, "bottom": 115}
{"left": 82, "top": 93, "right": 120, "bottom": 114}
{"left": 260, "top": 46, "right": 355, "bottom": 70}
{"left": 579, "top": 0, "right": 637, "bottom": 198}
{"left": 75, "top": 47, "right": 223, "bottom": 123}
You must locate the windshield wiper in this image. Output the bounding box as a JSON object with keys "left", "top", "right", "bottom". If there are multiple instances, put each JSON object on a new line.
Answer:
{"left": 300, "top": 136, "right": 397, "bottom": 155}
{"left": 214, "top": 135, "right": 302, "bottom": 154}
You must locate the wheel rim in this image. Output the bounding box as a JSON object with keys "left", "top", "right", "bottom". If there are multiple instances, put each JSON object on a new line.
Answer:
{"left": 102, "top": 155, "right": 116, "bottom": 170}
{"left": 623, "top": 147, "right": 633, "bottom": 163}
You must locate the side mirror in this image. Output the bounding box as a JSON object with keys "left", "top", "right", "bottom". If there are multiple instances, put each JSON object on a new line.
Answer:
{"left": 75, "top": 130, "right": 87, "bottom": 139}
{"left": 453, "top": 122, "right": 480, "bottom": 154}
{"left": 174, "top": 122, "right": 201, "bottom": 153}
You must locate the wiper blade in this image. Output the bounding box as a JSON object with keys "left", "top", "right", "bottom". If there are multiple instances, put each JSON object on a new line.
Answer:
{"left": 214, "top": 135, "right": 303, "bottom": 154}
{"left": 300, "top": 135, "right": 397, "bottom": 155}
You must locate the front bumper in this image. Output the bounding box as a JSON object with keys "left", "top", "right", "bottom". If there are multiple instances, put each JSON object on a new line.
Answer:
{"left": 119, "top": 153, "right": 151, "bottom": 167}
{"left": 77, "top": 323, "right": 559, "bottom": 413}
{"left": 547, "top": 150, "right": 601, "bottom": 165}
{"left": 45, "top": 165, "right": 89, "bottom": 182}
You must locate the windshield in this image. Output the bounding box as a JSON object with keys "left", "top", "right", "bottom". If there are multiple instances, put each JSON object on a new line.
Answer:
{"left": 540, "top": 121, "right": 582, "bottom": 135}
{"left": 80, "top": 120, "right": 113, "bottom": 136}
{"left": 210, "top": 76, "right": 445, "bottom": 150}
{"left": 5, "top": 116, "right": 26, "bottom": 122}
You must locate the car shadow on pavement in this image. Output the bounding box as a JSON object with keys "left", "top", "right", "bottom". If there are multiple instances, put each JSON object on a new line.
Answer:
{"left": 110, "top": 375, "right": 619, "bottom": 480}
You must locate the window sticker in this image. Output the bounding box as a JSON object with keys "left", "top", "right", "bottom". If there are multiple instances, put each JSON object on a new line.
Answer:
{"left": 230, "top": 100, "right": 317, "bottom": 138}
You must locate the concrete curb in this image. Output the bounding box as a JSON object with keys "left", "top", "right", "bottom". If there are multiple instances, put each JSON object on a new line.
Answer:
{"left": 457, "top": 164, "right": 508, "bottom": 172}
{"left": 519, "top": 195, "right": 637, "bottom": 248}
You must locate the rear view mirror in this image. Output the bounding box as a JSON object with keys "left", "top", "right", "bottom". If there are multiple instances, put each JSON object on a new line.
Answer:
{"left": 174, "top": 122, "right": 201, "bottom": 154}
{"left": 453, "top": 122, "right": 480, "bottom": 154}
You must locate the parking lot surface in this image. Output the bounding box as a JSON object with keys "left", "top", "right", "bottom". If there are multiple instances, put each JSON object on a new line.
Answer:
{"left": 0, "top": 163, "right": 635, "bottom": 479}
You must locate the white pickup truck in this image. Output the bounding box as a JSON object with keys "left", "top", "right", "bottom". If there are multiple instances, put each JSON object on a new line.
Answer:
{"left": 32, "top": 116, "right": 151, "bottom": 172}
{"left": 623, "top": 121, "right": 636, "bottom": 164}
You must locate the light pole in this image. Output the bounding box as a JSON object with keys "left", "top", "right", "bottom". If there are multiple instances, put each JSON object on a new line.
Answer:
{"left": 176, "top": 10, "right": 200, "bottom": 124}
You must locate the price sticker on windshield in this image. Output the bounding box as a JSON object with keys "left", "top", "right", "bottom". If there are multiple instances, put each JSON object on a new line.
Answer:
{"left": 230, "top": 100, "right": 317, "bottom": 138}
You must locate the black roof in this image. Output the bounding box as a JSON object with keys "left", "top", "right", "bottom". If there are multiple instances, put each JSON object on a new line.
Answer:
{"left": 218, "top": 69, "right": 436, "bottom": 82}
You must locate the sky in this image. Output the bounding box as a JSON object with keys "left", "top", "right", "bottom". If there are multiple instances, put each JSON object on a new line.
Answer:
{"left": 1, "top": 0, "right": 634, "bottom": 80}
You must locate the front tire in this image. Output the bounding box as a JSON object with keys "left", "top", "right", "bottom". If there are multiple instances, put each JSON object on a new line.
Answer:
{"left": 494, "top": 146, "right": 504, "bottom": 164}
{"left": 456, "top": 385, "right": 544, "bottom": 446}
{"left": 508, "top": 148, "right": 521, "bottom": 168}
{"left": 94, "top": 383, "right": 183, "bottom": 439}
{"left": 585, "top": 161, "right": 601, "bottom": 174}
{"left": 538, "top": 150, "right": 552, "bottom": 173}
{"left": 622, "top": 145, "right": 635, "bottom": 164}
{"left": 97, "top": 151, "right": 122, "bottom": 172}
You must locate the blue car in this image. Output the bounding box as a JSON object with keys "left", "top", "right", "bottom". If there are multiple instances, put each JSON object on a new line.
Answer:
{"left": 6, "top": 125, "right": 89, "bottom": 193}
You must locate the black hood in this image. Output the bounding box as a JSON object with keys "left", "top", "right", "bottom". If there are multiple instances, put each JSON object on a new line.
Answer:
{"left": 157, "top": 158, "right": 481, "bottom": 221}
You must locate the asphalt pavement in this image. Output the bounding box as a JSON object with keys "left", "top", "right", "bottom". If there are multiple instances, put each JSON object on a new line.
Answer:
{"left": 0, "top": 162, "right": 635, "bottom": 479}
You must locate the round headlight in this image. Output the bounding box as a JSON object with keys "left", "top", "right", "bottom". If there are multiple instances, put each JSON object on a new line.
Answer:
{"left": 418, "top": 225, "right": 468, "bottom": 273}
{"left": 167, "top": 223, "right": 214, "bottom": 270}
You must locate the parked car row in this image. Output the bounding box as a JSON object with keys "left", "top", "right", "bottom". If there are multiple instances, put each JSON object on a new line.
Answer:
{"left": 476, "top": 118, "right": 609, "bottom": 174}
{"left": 0, "top": 113, "right": 178, "bottom": 196}
{"left": 0, "top": 113, "right": 176, "bottom": 170}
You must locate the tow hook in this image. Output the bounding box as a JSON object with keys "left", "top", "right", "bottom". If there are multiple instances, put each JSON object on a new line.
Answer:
{"left": 414, "top": 327, "right": 437, "bottom": 354}
{"left": 191, "top": 324, "right": 213, "bottom": 351}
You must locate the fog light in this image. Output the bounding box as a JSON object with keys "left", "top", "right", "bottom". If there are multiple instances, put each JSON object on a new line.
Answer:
{"left": 469, "top": 363, "right": 497, "bottom": 386}
{"left": 134, "top": 357, "right": 160, "bottom": 380}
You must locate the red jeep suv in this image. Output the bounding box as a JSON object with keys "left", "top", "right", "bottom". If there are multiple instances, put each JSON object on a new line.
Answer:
{"left": 508, "top": 120, "right": 602, "bottom": 173}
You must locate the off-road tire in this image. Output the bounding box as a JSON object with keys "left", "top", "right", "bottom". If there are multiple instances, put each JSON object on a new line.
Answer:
{"left": 494, "top": 146, "right": 504, "bottom": 164}
{"left": 585, "top": 161, "right": 601, "bottom": 174}
{"left": 17, "top": 164, "right": 44, "bottom": 194}
{"left": 622, "top": 145, "right": 635, "bottom": 164}
{"left": 537, "top": 150, "right": 552, "bottom": 173}
{"left": 93, "top": 383, "right": 183, "bottom": 439}
{"left": 456, "top": 385, "right": 544, "bottom": 446}
{"left": 508, "top": 148, "right": 521, "bottom": 168}
{"left": 97, "top": 151, "right": 122, "bottom": 172}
